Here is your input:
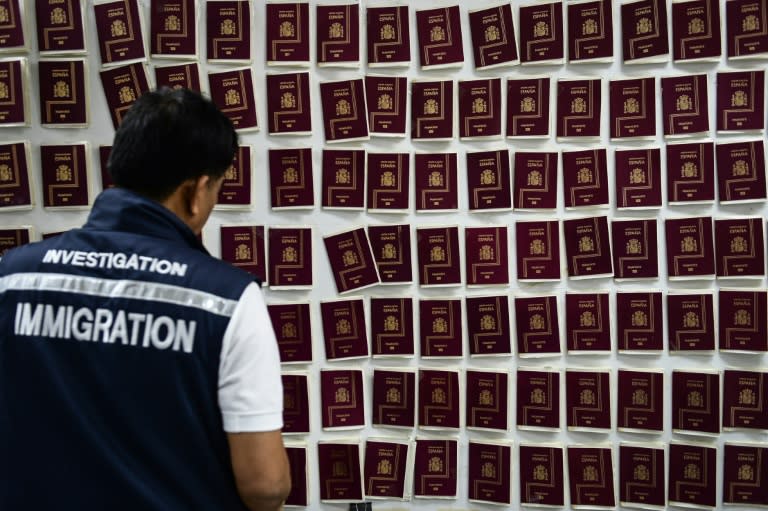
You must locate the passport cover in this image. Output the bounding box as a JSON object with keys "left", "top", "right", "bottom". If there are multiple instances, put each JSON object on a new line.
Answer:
{"left": 321, "top": 148, "right": 365, "bottom": 209}
{"left": 363, "top": 439, "right": 410, "bottom": 499}
{"left": 715, "top": 218, "right": 765, "bottom": 278}
{"left": 616, "top": 292, "right": 664, "bottom": 352}
{"left": 0, "top": 58, "right": 28, "bottom": 126}
{"left": 619, "top": 444, "right": 666, "bottom": 508}
{"left": 466, "top": 149, "right": 512, "bottom": 212}
{"left": 219, "top": 225, "right": 265, "bottom": 279}
{"left": 465, "top": 370, "right": 509, "bottom": 431}
{"left": 563, "top": 216, "right": 613, "bottom": 278}
{"left": 668, "top": 292, "right": 716, "bottom": 352}
{"left": 517, "top": 369, "right": 560, "bottom": 430}
{"left": 0, "top": 227, "right": 31, "bottom": 256}
{"left": 323, "top": 227, "right": 379, "bottom": 294}
{"left": 468, "top": 442, "right": 511, "bottom": 505}
{"left": 93, "top": 0, "right": 146, "bottom": 65}
{"left": 266, "top": 302, "right": 312, "bottom": 364}
{"left": 611, "top": 218, "right": 659, "bottom": 280}
{"left": 621, "top": 0, "right": 670, "bottom": 63}
{"left": 458, "top": 78, "right": 502, "bottom": 139}
{"left": 154, "top": 62, "right": 202, "bottom": 92}
{"left": 207, "top": 67, "right": 258, "bottom": 132}
{"left": 267, "top": 226, "right": 312, "bottom": 289}
{"left": 515, "top": 295, "right": 561, "bottom": 356}
{"left": 672, "top": 370, "right": 721, "bottom": 435}
{"left": 519, "top": 445, "right": 565, "bottom": 506}
{"left": 38, "top": 59, "right": 87, "bottom": 126}
{"left": 562, "top": 148, "right": 609, "bottom": 208}
{"left": 206, "top": 0, "right": 250, "bottom": 62}
{"left": 556, "top": 78, "right": 602, "bottom": 139}
{"left": 413, "top": 438, "right": 458, "bottom": 498}
{"left": 0, "top": 141, "right": 32, "bottom": 210}
{"left": 369, "top": 297, "right": 414, "bottom": 357}
{"left": 466, "top": 370, "right": 508, "bottom": 431}
{"left": 268, "top": 147, "right": 313, "bottom": 209}
{"left": 565, "top": 369, "right": 612, "bottom": 431}
{"left": 367, "top": 224, "right": 412, "bottom": 285}
{"left": 150, "top": 0, "right": 196, "bottom": 58}
{"left": 468, "top": 3, "right": 518, "bottom": 69}
{"left": 661, "top": 73, "right": 710, "bottom": 137}
{"left": 416, "top": 225, "right": 461, "bottom": 286}
{"left": 265, "top": 2, "right": 309, "bottom": 66}
{"left": 319, "top": 78, "right": 368, "bottom": 142}
{"left": 418, "top": 369, "right": 460, "bottom": 429}
{"left": 727, "top": 0, "right": 768, "bottom": 58}
{"left": 668, "top": 443, "right": 717, "bottom": 507}
{"left": 513, "top": 151, "right": 558, "bottom": 209}
{"left": 284, "top": 445, "right": 307, "bottom": 506}
{"left": 100, "top": 63, "right": 149, "bottom": 129}
{"left": 664, "top": 217, "right": 716, "bottom": 279}
{"left": 666, "top": 141, "right": 716, "bottom": 204}
{"left": 320, "top": 369, "right": 365, "bottom": 429}
{"left": 35, "top": 0, "right": 86, "bottom": 54}
{"left": 465, "top": 226, "right": 509, "bottom": 286}
{"left": 672, "top": 0, "right": 722, "bottom": 61}
{"left": 609, "top": 77, "right": 656, "bottom": 139}
{"left": 414, "top": 152, "right": 458, "bottom": 212}
{"left": 366, "top": 5, "right": 410, "bottom": 67}
{"left": 722, "top": 443, "right": 768, "bottom": 505}
{"left": 565, "top": 293, "right": 611, "bottom": 353}
{"left": 0, "top": 0, "right": 24, "bottom": 52}
{"left": 216, "top": 145, "right": 251, "bottom": 207}
{"left": 716, "top": 139, "right": 767, "bottom": 202}
{"left": 419, "top": 298, "right": 462, "bottom": 358}
{"left": 319, "top": 298, "right": 369, "bottom": 360}
{"left": 723, "top": 369, "right": 768, "bottom": 430}
{"left": 716, "top": 70, "right": 766, "bottom": 133}
{"left": 415, "top": 5, "right": 464, "bottom": 69}
{"left": 365, "top": 75, "right": 407, "bottom": 137}
{"left": 566, "top": 446, "right": 616, "bottom": 507}
{"left": 316, "top": 3, "right": 360, "bottom": 66}
{"left": 614, "top": 147, "right": 663, "bottom": 209}
{"left": 568, "top": 0, "right": 614, "bottom": 62}
{"left": 519, "top": 2, "right": 564, "bottom": 64}
{"left": 411, "top": 80, "right": 454, "bottom": 141}
{"left": 281, "top": 372, "right": 310, "bottom": 433}
{"left": 617, "top": 369, "right": 664, "bottom": 432}
{"left": 317, "top": 442, "right": 363, "bottom": 501}
{"left": 372, "top": 369, "right": 415, "bottom": 428}
{"left": 466, "top": 295, "right": 512, "bottom": 356}
{"left": 39, "top": 143, "right": 89, "bottom": 208}
{"left": 266, "top": 71, "right": 311, "bottom": 135}
{"left": 506, "top": 77, "right": 550, "bottom": 138}
{"left": 366, "top": 152, "right": 409, "bottom": 212}
{"left": 718, "top": 289, "right": 768, "bottom": 351}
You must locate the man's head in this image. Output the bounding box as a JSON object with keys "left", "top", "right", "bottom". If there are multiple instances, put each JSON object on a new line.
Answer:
{"left": 108, "top": 88, "right": 238, "bottom": 234}
{"left": 108, "top": 87, "right": 238, "bottom": 201}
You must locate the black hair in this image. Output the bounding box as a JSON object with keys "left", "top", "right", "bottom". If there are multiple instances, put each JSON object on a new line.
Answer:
{"left": 107, "top": 88, "right": 238, "bottom": 201}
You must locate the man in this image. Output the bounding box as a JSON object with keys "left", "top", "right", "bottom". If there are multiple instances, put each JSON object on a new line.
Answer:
{"left": 0, "top": 88, "right": 290, "bottom": 510}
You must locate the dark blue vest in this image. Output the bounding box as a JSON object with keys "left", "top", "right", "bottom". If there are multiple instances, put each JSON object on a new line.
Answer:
{"left": 0, "top": 188, "right": 256, "bottom": 510}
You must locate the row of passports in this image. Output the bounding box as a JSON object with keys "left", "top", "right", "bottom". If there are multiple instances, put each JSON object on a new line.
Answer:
{"left": 5, "top": 0, "right": 768, "bottom": 66}
{"left": 283, "top": 438, "right": 764, "bottom": 506}
{"left": 223, "top": 217, "right": 763, "bottom": 291}
{"left": 3, "top": 54, "right": 767, "bottom": 141}
{"left": 265, "top": 290, "right": 768, "bottom": 359}
{"left": 1, "top": 141, "right": 766, "bottom": 210}
{"left": 285, "top": 367, "right": 762, "bottom": 433}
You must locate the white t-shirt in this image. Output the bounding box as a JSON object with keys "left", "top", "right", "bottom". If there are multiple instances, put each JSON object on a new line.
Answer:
{"left": 217, "top": 282, "right": 284, "bottom": 432}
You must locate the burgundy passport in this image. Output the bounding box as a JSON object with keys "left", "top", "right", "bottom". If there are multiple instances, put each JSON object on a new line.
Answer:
{"left": 723, "top": 369, "right": 768, "bottom": 430}
{"left": 611, "top": 218, "right": 659, "bottom": 279}
{"left": 718, "top": 289, "right": 768, "bottom": 352}
{"left": 519, "top": 445, "right": 564, "bottom": 506}
{"left": 316, "top": 3, "right": 360, "bottom": 67}
{"left": 35, "top": 0, "right": 86, "bottom": 54}
{"left": 366, "top": 152, "right": 409, "bottom": 212}
{"left": 416, "top": 225, "right": 461, "bottom": 286}
{"left": 616, "top": 292, "right": 664, "bottom": 352}
{"left": 513, "top": 151, "right": 558, "bottom": 210}
{"left": 372, "top": 369, "right": 415, "bottom": 428}
{"left": 418, "top": 369, "right": 460, "bottom": 429}
{"left": 517, "top": 369, "right": 560, "bottom": 430}
{"left": 565, "top": 369, "right": 612, "bottom": 431}
{"left": 322, "top": 227, "right": 380, "bottom": 294}
{"left": 666, "top": 141, "right": 716, "bottom": 204}
{"left": 667, "top": 292, "right": 716, "bottom": 352}
{"left": 419, "top": 298, "right": 463, "bottom": 358}
{"left": 464, "top": 226, "right": 509, "bottom": 286}
{"left": 363, "top": 439, "right": 410, "bottom": 499}
{"left": 411, "top": 80, "right": 454, "bottom": 141}
{"left": 319, "top": 78, "right": 369, "bottom": 142}
{"left": 216, "top": 146, "right": 251, "bottom": 207}
{"left": 614, "top": 147, "right": 663, "bottom": 209}
{"left": 0, "top": 228, "right": 31, "bottom": 256}
{"left": 367, "top": 224, "right": 413, "bottom": 285}
{"left": 619, "top": 444, "right": 666, "bottom": 508}
{"left": 38, "top": 59, "right": 87, "bottom": 126}
{"left": 661, "top": 74, "right": 710, "bottom": 137}
{"left": 207, "top": 68, "right": 258, "bottom": 132}
{"left": 568, "top": 0, "right": 614, "bottom": 62}
{"left": 556, "top": 78, "right": 602, "bottom": 139}
{"left": 414, "top": 152, "right": 458, "bottom": 212}
{"left": 219, "top": 225, "right": 265, "bottom": 279}
{"left": 39, "top": 143, "right": 89, "bottom": 208}
{"left": 369, "top": 297, "right": 414, "bottom": 357}
{"left": 413, "top": 438, "right": 458, "bottom": 498}
{"left": 99, "top": 63, "right": 150, "bottom": 130}
{"left": 321, "top": 148, "right": 364, "bottom": 210}
{"left": 0, "top": 142, "right": 32, "bottom": 210}
{"left": 467, "top": 441, "right": 512, "bottom": 504}
{"left": 519, "top": 2, "right": 564, "bottom": 64}
{"left": 506, "top": 78, "right": 550, "bottom": 138}
{"left": 317, "top": 442, "right": 363, "bottom": 501}
{"left": 281, "top": 373, "right": 309, "bottom": 433}
{"left": 320, "top": 368, "right": 365, "bottom": 429}
{"left": 617, "top": 369, "right": 664, "bottom": 432}
{"left": 265, "top": 2, "right": 310, "bottom": 66}
{"left": 150, "top": 0, "right": 197, "bottom": 58}
{"left": 458, "top": 78, "right": 502, "bottom": 140}
{"left": 154, "top": 63, "right": 202, "bottom": 92}
{"left": 466, "top": 295, "right": 512, "bottom": 357}
{"left": 366, "top": 5, "right": 410, "bottom": 67}
{"left": 668, "top": 443, "right": 716, "bottom": 507}
{"left": 565, "top": 293, "right": 611, "bottom": 352}
{"left": 621, "top": 0, "right": 670, "bottom": 63}
{"left": 672, "top": 370, "right": 721, "bottom": 434}
{"left": 266, "top": 72, "right": 311, "bottom": 135}
{"left": 515, "top": 295, "right": 561, "bottom": 356}
{"left": 365, "top": 75, "right": 407, "bottom": 137}
{"left": 665, "top": 217, "right": 715, "bottom": 279}
{"left": 465, "top": 370, "right": 508, "bottom": 431}
{"left": 609, "top": 77, "right": 656, "bottom": 139}
{"left": 727, "top": 0, "right": 768, "bottom": 58}
{"left": 566, "top": 446, "right": 616, "bottom": 507}
{"left": 206, "top": 0, "right": 251, "bottom": 62}
{"left": 93, "top": 0, "right": 146, "bottom": 66}
{"left": 466, "top": 149, "right": 512, "bottom": 212}
{"left": 267, "top": 226, "right": 312, "bottom": 289}
{"left": 468, "top": 3, "right": 518, "bottom": 69}
{"left": 716, "top": 139, "right": 767, "bottom": 202}
{"left": 319, "top": 298, "right": 369, "bottom": 360}
{"left": 562, "top": 148, "right": 609, "bottom": 208}
{"left": 723, "top": 443, "right": 768, "bottom": 505}
{"left": 266, "top": 302, "right": 312, "bottom": 364}
{"left": 716, "top": 70, "right": 765, "bottom": 133}
{"left": 672, "top": 0, "right": 722, "bottom": 61}
{"left": 415, "top": 5, "right": 464, "bottom": 69}
{"left": 715, "top": 218, "right": 765, "bottom": 278}
{"left": 268, "top": 147, "right": 313, "bottom": 209}
{"left": 562, "top": 216, "right": 613, "bottom": 278}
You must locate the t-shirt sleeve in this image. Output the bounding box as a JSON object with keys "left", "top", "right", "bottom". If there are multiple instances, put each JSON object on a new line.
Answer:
{"left": 218, "top": 282, "right": 284, "bottom": 433}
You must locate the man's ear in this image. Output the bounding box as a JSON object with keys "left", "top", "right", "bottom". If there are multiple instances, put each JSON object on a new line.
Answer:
{"left": 188, "top": 174, "right": 211, "bottom": 216}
